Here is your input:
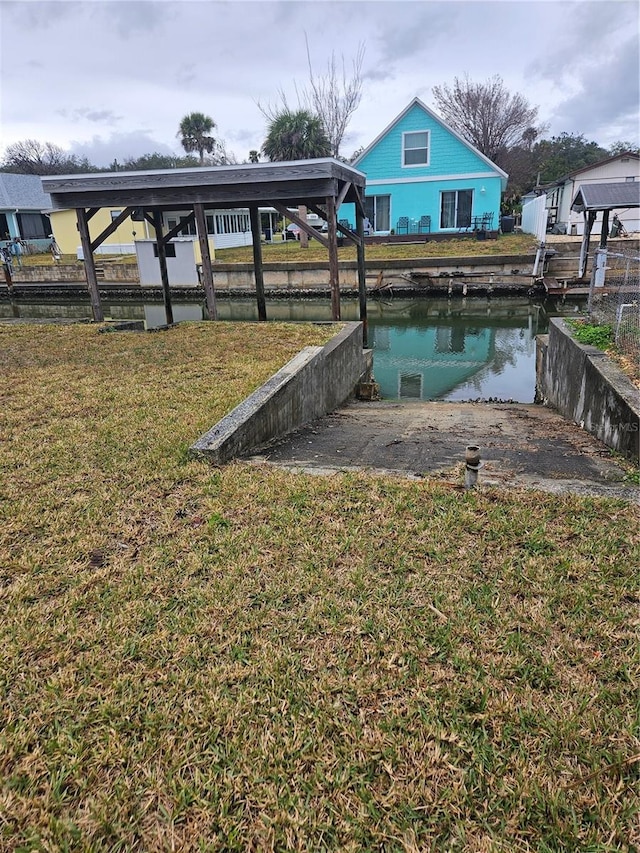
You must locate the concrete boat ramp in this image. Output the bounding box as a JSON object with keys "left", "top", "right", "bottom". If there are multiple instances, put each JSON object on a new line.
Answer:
{"left": 246, "top": 400, "right": 639, "bottom": 501}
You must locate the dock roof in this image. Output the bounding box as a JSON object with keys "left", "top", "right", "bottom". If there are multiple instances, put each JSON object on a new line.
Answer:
{"left": 41, "top": 159, "right": 366, "bottom": 211}
{"left": 571, "top": 181, "right": 640, "bottom": 212}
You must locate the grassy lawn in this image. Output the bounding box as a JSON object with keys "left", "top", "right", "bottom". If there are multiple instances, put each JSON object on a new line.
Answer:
{"left": 19, "top": 233, "right": 537, "bottom": 269}
{"left": 1, "top": 323, "right": 638, "bottom": 851}
{"left": 212, "top": 232, "right": 537, "bottom": 264}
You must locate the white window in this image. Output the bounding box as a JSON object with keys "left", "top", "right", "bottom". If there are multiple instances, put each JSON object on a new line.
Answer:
{"left": 440, "top": 190, "right": 473, "bottom": 229}
{"left": 364, "top": 195, "right": 390, "bottom": 231}
{"left": 403, "top": 131, "right": 429, "bottom": 167}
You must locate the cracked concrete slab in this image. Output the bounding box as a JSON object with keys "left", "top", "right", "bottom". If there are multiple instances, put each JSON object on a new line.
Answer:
{"left": 245, "top": 401, "right": 639, "bottom": 500}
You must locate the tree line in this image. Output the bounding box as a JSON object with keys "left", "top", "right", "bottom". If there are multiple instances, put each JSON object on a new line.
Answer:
{"left": 1, "top": 64, "right": 637, "bottom": 206}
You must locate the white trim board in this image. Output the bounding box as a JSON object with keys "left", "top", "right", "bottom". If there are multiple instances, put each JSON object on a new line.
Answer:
{"left": 366, "top": 172, "right": 499, "bottom": 187}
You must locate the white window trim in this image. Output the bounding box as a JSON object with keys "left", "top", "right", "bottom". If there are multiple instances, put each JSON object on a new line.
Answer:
{"left": 402, "top": 130, "right": 430, "bottom": 168}
{"left": 439, "top": 189, "right": 474, "bottom": 230}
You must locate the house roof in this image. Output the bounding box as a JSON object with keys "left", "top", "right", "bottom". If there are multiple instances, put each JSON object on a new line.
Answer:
{"left": 564, "top": 151, "right": 640, "bottom": 181}
{"left": 0, "top": 173, "right": 52, "bottom": 211}
{"left": 547, "top": 152, "right": 640, "bottom": 189}
{"left": 352, "top": 97, "right": 509, "bottom": 181}
{"left": 570, "top": 181, "right": 640, "bottom": 212}
{"left": 42, "top": 158, "right": 366, "bottom": 210}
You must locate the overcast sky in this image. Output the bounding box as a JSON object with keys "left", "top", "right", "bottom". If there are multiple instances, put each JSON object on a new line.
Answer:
{"left": 1, "top": 0, "right": 638, "bottom": 167}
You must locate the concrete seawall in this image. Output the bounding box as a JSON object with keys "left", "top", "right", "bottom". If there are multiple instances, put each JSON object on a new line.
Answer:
{"left": 8, "top": 253, "right": 536, "bottom": 291}
{"left": 190, "top": 321, "right": 372, "bottom": 464}
{"left": 536, "top": 318, "right": 639, "bottom": 461}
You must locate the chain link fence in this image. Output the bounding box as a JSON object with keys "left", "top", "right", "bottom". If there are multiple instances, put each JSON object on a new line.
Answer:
{"left": 589, "top": 248, "right": 640, "bottom": 365}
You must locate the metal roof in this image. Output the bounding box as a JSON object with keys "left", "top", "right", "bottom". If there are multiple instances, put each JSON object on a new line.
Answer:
{"left": 570, "top": 181, "right": 640, "bottom": 212}
{"left": 41, "top": 159, "right": 366, "bottom": 211}
{"left": 0, "top": 173, "right": 52, "bottom": 211}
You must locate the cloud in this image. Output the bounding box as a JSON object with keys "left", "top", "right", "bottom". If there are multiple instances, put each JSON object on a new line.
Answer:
{"left": 550, "top": 35, "right": 640, "bottom": 143}
{"left": 56, "top": 108, "right": 122, "bottom": 125}
{"left": 69, "top": 130, "right": 178, "bottom": 166}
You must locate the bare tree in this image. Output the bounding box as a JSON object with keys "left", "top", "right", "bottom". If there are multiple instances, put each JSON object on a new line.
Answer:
{"left": 432, "top": 75, "right": 541, "bottom": 166}
{"left": 258, "top": 37, "right": 365, "bottom": 159}
{"left": 303, "top": 36, "right": 365, "bottom": 158}
{"left": 1, "top": 139, "right": 93, "bottom": 174}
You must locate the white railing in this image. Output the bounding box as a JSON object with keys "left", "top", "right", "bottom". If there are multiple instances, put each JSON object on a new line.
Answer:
{"left": 521, "top": 196, "right": 548, "bottom": 242}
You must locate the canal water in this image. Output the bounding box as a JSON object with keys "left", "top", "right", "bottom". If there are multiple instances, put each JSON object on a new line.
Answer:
{"left": 0, "top": 295, "right": 586, "bottom": 403}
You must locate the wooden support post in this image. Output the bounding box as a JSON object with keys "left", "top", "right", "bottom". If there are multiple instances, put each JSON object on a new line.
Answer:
{"left": 326, "top": 195, "right": 340, "bottom": 321}
{"left": 152, "top": 211, "right": 173, "bottom": 326}
{"left": 578, "top": 211, "right": 597, "bottom": 279}
{"left": 249, "top": 205, "right": 267, "bottom": 321}
{"left": 599, "top": 210, "right": 610, "bottom": 248}
{"left": 355, "top": 206, "right": 368, "bottom": 346}
{"left": 194, "top": 203, "right": 217, "bottom": 320}
{"left": 3, "top": 259, "right": 13, "bottom": 295}
{"left": 76, "top": 207, "right": 104, "bottom": 322}
{"left": 298, "top": 204, "right": 309, "bottom": 249}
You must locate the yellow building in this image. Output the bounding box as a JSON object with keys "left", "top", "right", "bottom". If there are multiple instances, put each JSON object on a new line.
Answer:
{"left": 50, "top": 208, "right": 214, "bottom": 261}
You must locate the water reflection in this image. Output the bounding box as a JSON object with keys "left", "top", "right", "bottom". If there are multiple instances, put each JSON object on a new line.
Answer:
{"left": 1, "top": 295, "right": 587, "bottom": 402}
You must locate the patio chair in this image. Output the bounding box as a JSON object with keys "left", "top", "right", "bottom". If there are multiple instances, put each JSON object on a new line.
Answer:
{"left": 481, "top": 212, "right": 494, "bottom": 230}
{"left": 418, "top": 215, "right": 431, "bottom": 234}
{"left": 338, "top": 219, "right": 352, "bottom": 231}
{"left": 397, "top": 216, "right": 409, "bottom": 234}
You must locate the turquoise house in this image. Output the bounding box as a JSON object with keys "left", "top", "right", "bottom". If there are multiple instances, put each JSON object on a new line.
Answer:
{"left": 345, "top": 98, "right": 507, "bottom": 234}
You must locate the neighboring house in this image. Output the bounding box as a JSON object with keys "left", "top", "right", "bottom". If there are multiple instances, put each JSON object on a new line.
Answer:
{"left": 0, "top": 173, "right": 52, "bottom": 246}
{"left": 541, "top": 152, "right": 640, "bottom": 236}
{"left": 50, "top": 205, "right": 286, "bottom": 256}
{"left": 346, "top": 97, "right": 508, "bottom": 235}
{"left": 50, "top": 207, "right": 144, "bottom": 256}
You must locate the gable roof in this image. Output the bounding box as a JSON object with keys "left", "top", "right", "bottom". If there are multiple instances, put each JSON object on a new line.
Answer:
{"left": 0, "top": 173, "right": 51, "bottom": 211}
{"left": 352, "top": 97, "right": 508, "bottom": 180}
{"left": 571, "top": 181, "right": 640, "bottom": 212}
{"left": 565, "top": 151, "right": 640, "bottom": 181}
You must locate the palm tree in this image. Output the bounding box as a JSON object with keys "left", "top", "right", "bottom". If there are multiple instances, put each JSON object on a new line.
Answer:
{"left": 261, "top": 109, "right": 331, "bottom": 161}
{"left": 177, "top": 112, "right": 217, "bottom": 165}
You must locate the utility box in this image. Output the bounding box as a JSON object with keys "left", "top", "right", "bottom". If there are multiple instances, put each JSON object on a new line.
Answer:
{"left": 135, "top": 237, "right": 211, "bottom": 287}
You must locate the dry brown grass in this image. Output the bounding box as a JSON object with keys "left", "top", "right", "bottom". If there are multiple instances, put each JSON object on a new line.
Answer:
{"left": 0, "top": 322, "right": 638, "bottom": 851}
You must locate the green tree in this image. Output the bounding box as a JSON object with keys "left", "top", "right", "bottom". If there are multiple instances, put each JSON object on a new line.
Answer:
{"left": 608, "top": 141, "right": 640, "bottom": 156}
{"left": 262, "top": 109, "right": 331, "bottom": 161}
{"left": 177, "top": 112, "right": 217, "bottom": 165}
{"left": 248, "top": 150, "right": 260, "bottom": 163}
{"left": 534, "top": 133, "right": 608, "bottom": 183}
{"left": 120, "top": 152, "right": 200, "bottom": 171}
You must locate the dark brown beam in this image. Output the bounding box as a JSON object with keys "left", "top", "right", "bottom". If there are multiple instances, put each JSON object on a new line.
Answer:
{"left": 355, "top": 207, "right": 367, "bottom": 346}
{"left": 86, "top": 208, "right": 100, "bottom": 221}
{"left": 599, "top": 210, "right": 610, "bottom": 249}
{"left": 249, "top": 205, "right": 267, "bottom": 321}
{"left": 152, "top": 210, "right": 173, "bottom": 325}
{"left": 271, "top": 201, "right": 329, "bottom": 249}
{"left": 48, "top": 178, "right": 341, "bottom": 212}
{"left": 326, "top": 195, "right": 340, "bottom": 321}
{"left": 335, "top": 180, "right": 352, "bottom": 211}
{"left": 76, "top": 208, "right": 104, "bottom": 322}
{"left": 194, "top": 203, "right": 217, "bottom": 321}
{"left": 578, "top": 211, "right": 597, "bottom": 279}
{"left": 90, "top": 206, "right": 135, "bottom": 252}
{"left": 162, "top": 212, "right": 195, "bottom": 244}
{"left": 352, "top": 186, "right": 367, "bottom": 218}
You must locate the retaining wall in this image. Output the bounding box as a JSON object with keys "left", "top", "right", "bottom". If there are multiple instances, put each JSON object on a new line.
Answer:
{"left": 10, "top": 254, "right": 535, "bottom": 290}
{"left": 536, "top": 318, "right": 639, "bottom": 461}
{"left": 191, "top": 321, "right": 371, "bottom": 464}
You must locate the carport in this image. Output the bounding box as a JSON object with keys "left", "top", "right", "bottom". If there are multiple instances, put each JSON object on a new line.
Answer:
{"left": 571, "top": 182, "right": 640, "bottom": 278}
{"left": 42, "top": 159, "right": 368, "bottom": 329}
